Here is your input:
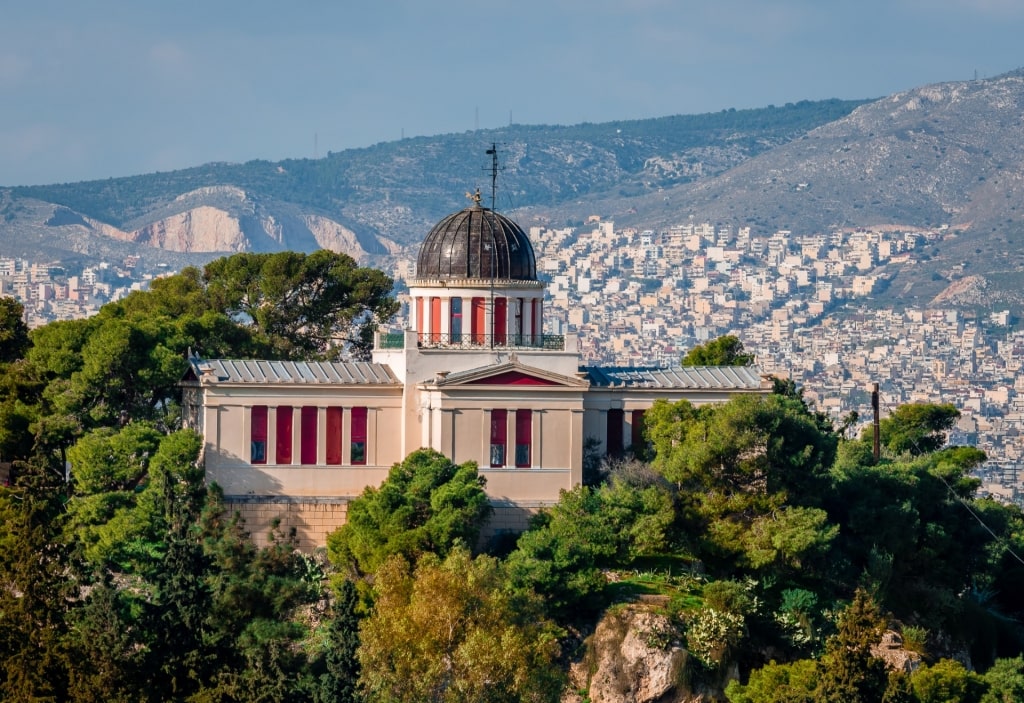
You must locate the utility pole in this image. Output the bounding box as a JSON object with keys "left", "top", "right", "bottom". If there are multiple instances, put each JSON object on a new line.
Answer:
{"left": 872, "top": 382, "right": 881, "bottom": 461}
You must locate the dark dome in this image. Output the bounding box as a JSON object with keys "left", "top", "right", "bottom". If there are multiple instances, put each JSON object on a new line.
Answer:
{"left": 416, "top": 206, "right": 537, "bottom": 281}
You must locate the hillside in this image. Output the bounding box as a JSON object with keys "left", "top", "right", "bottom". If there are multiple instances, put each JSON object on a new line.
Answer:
{"left": 0, "top": 100, "right": 863, "bottom": 267}
{"left": 4, "top": 70, "right": 1024, "bottom": 307}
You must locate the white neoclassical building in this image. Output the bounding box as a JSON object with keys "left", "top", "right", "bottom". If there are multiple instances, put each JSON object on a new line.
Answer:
{"left": 182, "top": 201, "right": 770, "bottom": 549}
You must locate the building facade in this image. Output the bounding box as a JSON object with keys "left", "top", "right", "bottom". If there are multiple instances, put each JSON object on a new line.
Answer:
{"left": 182, "top": 202, "right": 770, "bottom": 549}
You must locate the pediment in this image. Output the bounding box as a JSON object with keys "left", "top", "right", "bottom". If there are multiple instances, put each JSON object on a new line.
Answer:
{"left": 426, "top": 361, "right": 589, "bottom": 389}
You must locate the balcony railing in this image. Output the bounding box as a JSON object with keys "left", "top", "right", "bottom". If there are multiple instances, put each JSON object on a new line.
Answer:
{"left": 377, "top": 331, "right": 565, "bottom": 351}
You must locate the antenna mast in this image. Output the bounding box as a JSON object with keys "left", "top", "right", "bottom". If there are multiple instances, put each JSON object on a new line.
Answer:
{"left": 485, "top": 143, "right": 499, "bottom": 210}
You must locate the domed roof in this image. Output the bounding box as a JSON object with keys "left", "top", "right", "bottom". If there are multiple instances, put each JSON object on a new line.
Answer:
{"left": 415, "top": 205, "right": 537, "bottom": 282}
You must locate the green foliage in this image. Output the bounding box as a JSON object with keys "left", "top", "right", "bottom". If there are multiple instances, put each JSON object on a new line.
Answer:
{"left": 686, "top": 607, "right": 746, "bottom": 668}
{"left": 901, "top": 624, "right": 929, "bottom": 655}
{"left": 827, "top": 445, "right": 998, "bottom": 622}
{"left": 866, "top": 402, "right": 961, "bottom": 456}
{"left": 326, "top": 449, "right": 491, "bottom": 576}
{"left": 703, "top": 579, "right": 758, "bottom": 617}
{"left": 814, "top": 589, "right": 890, "bottom": 703}
{"left": 681, "top": 334, "right": 754, "bottom": 366}
{"left": 645, "top": 394, "right": 838, "bottom": 571}
{"left": 910, "top": 658, "right": 986, "bottom": 703}
{"left": 359, "top": 548, "right": 564, "bottom": 703}
{"left": 725, "top": 659, "right": 818, "bottom": 702}
{"left": 0, "top": 296, "right": 29, "bottom": 363}
{"left": 315, "top": 579, "right": 362, "bottom": 703}
{"left": 0, "top": 472, "right": 73, "bottom": 701}
{"left": 505, "top": 477, "right": 677, "bottom": 619}
{"left": 980, "top": 655, "right": 1024, "bottom": 703}
{"left": 744, "top": 506, "right": 839, "bottom": 570}
{"left": 67, "top": 422, "right": 162, "bottom": 494}
{"left": 202, "top": 250, "right": 398, "bottom": 360}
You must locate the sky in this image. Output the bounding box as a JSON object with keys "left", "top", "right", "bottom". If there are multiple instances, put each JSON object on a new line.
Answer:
{"left": 1, "top": 0, "right": 1023, "bottom": 187}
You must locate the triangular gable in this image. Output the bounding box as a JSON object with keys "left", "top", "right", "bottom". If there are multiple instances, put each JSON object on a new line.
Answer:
{"left": 465, "top": 370, "right": 560, "bottom": 386}
{"left": 426, "top": 360, "right": 589, "bottom": 389}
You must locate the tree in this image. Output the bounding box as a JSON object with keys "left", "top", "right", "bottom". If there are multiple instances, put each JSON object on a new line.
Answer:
{"left": 981, "top": 656, "right": 1024, "bottom": 703}
{"left": 867, "top": 402, "right": 960, "bottom": 456}
{"left": 724, "top": 658, "right": 818, "bottom": 702}
{"left": 681, "top": 334, "right": 754, "bottom": 366}
{"left": 644, "top": 394, "right": 837, "bottom": 570}
{"left": 315, "top": 579, "right": 362, "bottom": 703}
{"left": 359, "top": 549, "right": 563, "bottom": 703}
{"left": 0, "top": 296, "right": 29, "bottom": 364}
{"left": 814, "top": 589, "right": 889, "bottom": 703}
{"left": 505, "top": 478, "right": 676, "bottom": 619}
{"left": 202, "top": 250, "right": 398, "bottom": 360}
{"left": 326, "top": 449, "right": 491, "bottom": 576}
{"left": 0, "top": 460, "right": 73, "bottom": 701}
{"left": 910, "top": 658, "right": 985, "bottom": 703}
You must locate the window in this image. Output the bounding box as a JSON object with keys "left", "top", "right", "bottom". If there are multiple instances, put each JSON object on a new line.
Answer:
{"left": 515, "top": 409, "right": 531, "bottom": 467}
{"left": 450, "top": 297, "right": 463, "bottom": 343}
{"left": 607, "top": 408, "right": 624, "bottom": 457}
{"left": 300, "top": 406, "right": 317, "bottom": 465}
{"left": 430, "top": 297, "right": 441, "bottom": 343}
{"left": 350, "top": 406, "right": 367, "bottom": 465}
{"left": 490, "top": 409, "right": 507, "bottom": 467}
{"left": 493, "top": 297, "right": 507, "bottom": 345}
{"left": 631, "top": 409, "right": 646, "bottom": 457}
{"left": 276, "top": 406, "right": 293, "bottom": 464}
{"left": 471, "top": 297, "right": 486, "bottom": 343}
{"left": 251, "top": 405, "right": 267, "bottom": 464}
{"left": 513, "top": 298, "right": 524, "bottom": 345}
{"left": 326, "top": 407, "right": 343, "bottom": 465}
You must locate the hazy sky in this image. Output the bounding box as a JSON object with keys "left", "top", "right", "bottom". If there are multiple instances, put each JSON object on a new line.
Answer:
{"left": 2, "top": 0, "right": 1022, "bottom": 186}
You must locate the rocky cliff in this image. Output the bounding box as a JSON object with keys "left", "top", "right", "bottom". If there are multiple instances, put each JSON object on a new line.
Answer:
{"left": 565, "top": 605, "right": 733, "bottom": 703}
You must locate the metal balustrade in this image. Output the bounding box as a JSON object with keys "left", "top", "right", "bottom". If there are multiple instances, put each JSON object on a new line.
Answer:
{"left": 376, "top": 331, "right": 565, "bottom": 351}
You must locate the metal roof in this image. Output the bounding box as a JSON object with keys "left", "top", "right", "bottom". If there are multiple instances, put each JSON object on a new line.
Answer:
{"left": 582, "top": 365, "right": 766, "bottom": 390}
{"left": 189, "top": 358, "right": 400, "bottom": 385}
{"left": 415, "top": 205, "right": 537, "bottom": 282}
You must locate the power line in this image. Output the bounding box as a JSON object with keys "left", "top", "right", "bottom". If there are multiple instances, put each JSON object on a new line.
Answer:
{"left": 876, "top": 393, "right": 1024, "bottom": 568}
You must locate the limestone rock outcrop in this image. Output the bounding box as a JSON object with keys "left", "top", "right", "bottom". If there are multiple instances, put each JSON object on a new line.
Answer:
{"left": 565, "top": 605, "right": 726, "bottom": 703}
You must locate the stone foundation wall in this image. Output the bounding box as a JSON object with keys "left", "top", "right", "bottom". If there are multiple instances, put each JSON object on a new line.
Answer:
{"left": 226, "top": 497, "right": 350, "bottom": 552}
{"left": 225, "top": 498, "right": 555, "bottom": 553}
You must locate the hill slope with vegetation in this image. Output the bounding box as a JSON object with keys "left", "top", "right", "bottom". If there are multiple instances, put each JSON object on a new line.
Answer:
{"left": 1, "top": 256, "right": 1024, "bottom": 701}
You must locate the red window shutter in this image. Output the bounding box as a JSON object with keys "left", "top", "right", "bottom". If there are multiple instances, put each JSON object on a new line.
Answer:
{"left": 276, "top": 406, "right": 293, "bottom": 464}
{"left": 300, "top": 406, "right": 317, "bottom": 464}
{"left": 430, "top": 297, "right": 441, "bottom": 342}
{"left": 350, "top": 406, "right": 367, "bottom": 465}
{"left": 472, "top": 297, "right": 485, "bottom": 343}
{"left": 326, "top": 407, "right": 342, "bottom": 465}
{"left": 251, "top": 405, "right": 268, "bottom": 464}
{"left": 515, "top": 409, "right": 532, "bottom": 467}
{"left": 494, "top": 297, "right": 507, "bottom": 344}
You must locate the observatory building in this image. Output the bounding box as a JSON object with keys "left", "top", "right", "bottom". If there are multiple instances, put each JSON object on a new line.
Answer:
{"left": 183, "top": 197, "right": 769, "bottom": 549}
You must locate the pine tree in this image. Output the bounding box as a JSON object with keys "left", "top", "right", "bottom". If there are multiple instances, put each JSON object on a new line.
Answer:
{"left": 316, "top": 579, "right": 363, "bottom": 703}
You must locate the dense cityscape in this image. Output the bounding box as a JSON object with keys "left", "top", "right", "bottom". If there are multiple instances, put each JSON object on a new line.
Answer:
{"left": 5, "top": 212, "right": 1023, "bottom": 508}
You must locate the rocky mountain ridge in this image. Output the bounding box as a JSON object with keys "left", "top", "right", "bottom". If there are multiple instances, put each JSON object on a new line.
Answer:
{"left": 3, "top": 69, "right": 1024, "bottom": 306}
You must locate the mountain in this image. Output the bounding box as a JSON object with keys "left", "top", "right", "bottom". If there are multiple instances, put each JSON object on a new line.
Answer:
{"left": 0, "top": 99, "right": 864, "bottom": 268}
{"left": 4, "top": 69, "right": 1024, "bottom": 307}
